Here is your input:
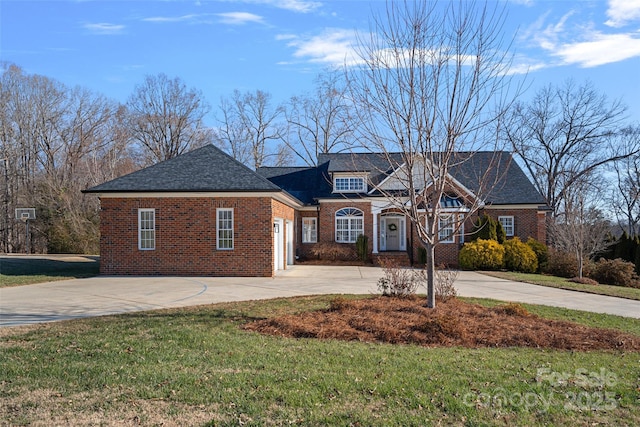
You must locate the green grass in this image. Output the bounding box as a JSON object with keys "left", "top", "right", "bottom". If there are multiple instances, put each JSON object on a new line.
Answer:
{"left": 480, "top": 271, "right": 640, "bottom": 301}
{"left": 1, "top": 295, "right": 639, "bottom": 426}
{"left": 0, "top": 256, "right": 99, "bottom": 287}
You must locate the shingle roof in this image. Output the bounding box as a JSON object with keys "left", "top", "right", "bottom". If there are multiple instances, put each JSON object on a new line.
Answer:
{"left": 256, "top": 164, "right": 332, "bottom": 204}
{"left": 263, "top": 151, "right": 547, "bottom": 206}
{"left": 84, "top": 144, "right": 282, "bottom": 193}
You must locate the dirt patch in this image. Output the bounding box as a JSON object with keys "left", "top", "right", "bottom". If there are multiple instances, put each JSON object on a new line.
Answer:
{"left": 244, "top": 297, "right": 640, "bottom": 351}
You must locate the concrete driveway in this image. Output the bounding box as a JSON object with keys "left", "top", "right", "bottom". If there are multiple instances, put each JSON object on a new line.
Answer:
{"left": 1, "top": 265, "right": 639, "bottom": 327}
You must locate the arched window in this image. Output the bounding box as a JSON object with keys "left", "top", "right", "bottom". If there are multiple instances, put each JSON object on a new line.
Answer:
{"left": 335, "top": 208, "right": 364, "bottom": 243}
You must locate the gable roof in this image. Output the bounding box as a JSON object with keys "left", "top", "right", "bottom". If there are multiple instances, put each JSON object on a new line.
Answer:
{"left": 262, "top": 151, "right": 547, "bottom": 206}
{"left": 84, "top": 144, "right": 282, "bottom": 193}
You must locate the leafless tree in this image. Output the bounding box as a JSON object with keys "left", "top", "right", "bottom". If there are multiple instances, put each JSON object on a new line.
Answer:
{"left": 284, "top": 71, "right": 357, "bottom": 166}
{"left": 0, "top": 63, "right": 127, "bottom": 253}
{"left": 214, "top": 89, "right": 286, "bottom": 169}
{"left": 611, "top": 136, "right": 640, "bottom": 236}
{"left": 347, "top": 0, "right": 518, "bottom": 308}
{"left": 127, "top": 73, "right": 212, "bottom": 165}
{"left": 504, "top": 79, "right": 638, "bottom": 218}
{"left": 551, "top": 183, "right": 611, "bottom": 278}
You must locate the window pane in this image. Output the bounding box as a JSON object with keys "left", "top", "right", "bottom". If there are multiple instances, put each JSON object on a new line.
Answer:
{"left": 139, "top": 209, "right": 155, "bottom": 250}
{"left": 217, "top": 209, "right": 234, "bottom": 250}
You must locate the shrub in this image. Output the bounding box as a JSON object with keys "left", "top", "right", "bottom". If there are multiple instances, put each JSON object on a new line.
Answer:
{"left": 471, "top": 214, "right": 506, "bottom": 244}
{"left": 543, "top": 250, "right": 578, "bottom": 278}
{"left": 355, "top": 234, "right": 369, "bottom": 262}
{"left": 458, "top": 239, "right": 505, "bottom": 270}
{"left": 377, "top": 258, "right": 425, "bottom": 297}
{"left": 503, "top": 237, "right": 538, "bottom": 273}
{"left": 589, "top": 258, "right": 640, "bottom": 288}
{"left": 435, "top": 265, "right": 458, "bottom": 302}
{"left": 309, "top": 242, "right": 357, "bottom": 261}
{"left": 526, "top": 238, "right": 548, "bottom": 272}
{"left": 417, "top": 246, "right": 427, "bottom": 265}
{"left": 568, "top": 277, "right": 599, "bottom": 286}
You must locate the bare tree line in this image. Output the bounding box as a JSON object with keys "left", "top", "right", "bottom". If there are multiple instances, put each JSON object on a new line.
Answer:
{"left": 0, "top": 63, "right": 358, "bottom": 254}
{"left": 1, "top": 0, "right": 638, "bottom": 265}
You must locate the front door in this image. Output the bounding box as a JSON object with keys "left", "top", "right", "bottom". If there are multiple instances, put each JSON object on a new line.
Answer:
{"left": 386, "top": 218, "right": 400, "bottom": 251}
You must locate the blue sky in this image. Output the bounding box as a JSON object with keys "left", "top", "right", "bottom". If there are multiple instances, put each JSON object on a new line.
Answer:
{"left": 2, "top": 0, "right": 640, "bottom": 124}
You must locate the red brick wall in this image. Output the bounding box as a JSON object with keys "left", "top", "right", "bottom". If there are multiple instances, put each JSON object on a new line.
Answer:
{"left": 99, "top": 197, "right": 275, "bottom": 277}
{"left": 298, "top": 210, "right": 320, "bottom": 259}
{"left": 467, "top": 208, "right": 545, "bottom": 243}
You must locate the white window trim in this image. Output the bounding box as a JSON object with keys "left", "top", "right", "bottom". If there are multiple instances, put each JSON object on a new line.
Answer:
{"left": 217, "top": 208, "right": 234, "bottom": 250}
{"left": 335, "top": 208, "right": 364, "bottom": 243}
{"left": 438, "top": 214, "right": 456, "bottom": 244}
{"left": 302, "top": 217, "right": 317, "bottom": 243}
{"left": 138, "top": 208, "right": 155, "bottom": 251}
{"left": 498, "top": 216, "right": 515, "bottom": 237}
{"left": 333, "top": 176, "right": 366, "bottom": 193}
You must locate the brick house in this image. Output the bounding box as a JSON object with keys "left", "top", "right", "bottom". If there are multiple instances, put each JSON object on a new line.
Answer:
{"left": 258, "top": 151, "right": 548, "bottom": 267}
{"left": 85, "top": 145, "right": 547, "bottom": 276}
{"left": 84, "top": 145, "right": 300, "bottom": 276}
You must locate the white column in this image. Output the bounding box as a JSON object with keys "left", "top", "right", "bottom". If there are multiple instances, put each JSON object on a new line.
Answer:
{"left": 372, "top": 210, "right": 379, "bottom": 254}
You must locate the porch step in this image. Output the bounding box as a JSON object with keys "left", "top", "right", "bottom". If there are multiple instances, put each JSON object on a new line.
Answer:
{"left": 372, "top": 251, "right": 411, "bottom": 267}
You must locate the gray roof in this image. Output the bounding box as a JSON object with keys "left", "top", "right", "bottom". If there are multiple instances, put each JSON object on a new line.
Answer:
{"left": 84, "top": 144, "right": 282, "bottom": 193}
{"left": 263, "top": 151, "right": 546, "bottom": 206}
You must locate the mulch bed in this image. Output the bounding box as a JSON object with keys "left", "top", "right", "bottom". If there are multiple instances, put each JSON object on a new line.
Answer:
{"left": 244, "top": 297, "right": 640, "bottom": 351}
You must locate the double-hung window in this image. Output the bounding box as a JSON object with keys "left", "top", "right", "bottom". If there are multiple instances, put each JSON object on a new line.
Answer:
{"left": 335, "top": 208, "right": 364, "bottom": 243}
{"left": 302, "top": 217, "right": 317, "bottom": 243}
{"left": 438, "top": 215, "right": 455, "bottom": 243}
{"left": 498, "top": 216, "right": 514, "bottom": 237}
{"left": 334, "top": 177, "right": 365, "bottom": 193}
{"left": 217, "top": 208, "right": 234, "bottom": 250}
{"left": 138, "top": 209, "right": 155, "bottom": 250}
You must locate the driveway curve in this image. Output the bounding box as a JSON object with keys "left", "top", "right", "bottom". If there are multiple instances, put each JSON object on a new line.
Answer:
{"left": 1, "top": 265, "right": 639, "bottom": 327}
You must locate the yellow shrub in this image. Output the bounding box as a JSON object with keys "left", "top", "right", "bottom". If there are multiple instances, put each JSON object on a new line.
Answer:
{"left": 504, "top": 237, "right": 538, "bottom": 273}
{"left": 458, "top": 239, "right": 505, "bottom": 270}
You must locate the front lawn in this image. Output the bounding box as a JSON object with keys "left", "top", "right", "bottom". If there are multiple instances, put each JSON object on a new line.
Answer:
{"left": 0, "top": 256, "right": 99, "bottom": 288}
{"left": 480, "top": 270, "right": 640, "bottom": 301}
{"left": 1, "top": 295, "right": 639, "bottom": 426}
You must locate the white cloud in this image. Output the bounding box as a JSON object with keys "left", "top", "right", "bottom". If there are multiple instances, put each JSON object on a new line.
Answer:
{"left": 215, "top": 12, "right": 265, "bottom": 25}
{"left": 281, "top": 28, "right": 362, "bottom": 66}
{"left": 83, "top": 23, "right": 125, "bottom": 35}
{"left": 553, "top": 31, "right": 640, "bottom": 67}
{"left": 605, "top": 0, "right": 640, "bottom": 28}
{"left": 525, "top": 7, "right": 640, "bottom": 68}
{"left": 143, "top": 14, "right": 201, "bottom": 23}
{"left": 221, "top": 0, "right": 321, "bottom": 13}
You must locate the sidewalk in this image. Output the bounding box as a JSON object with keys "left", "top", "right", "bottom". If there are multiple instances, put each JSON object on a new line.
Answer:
{"left": 1, "top": 265, "right": 639, "bottom": 327}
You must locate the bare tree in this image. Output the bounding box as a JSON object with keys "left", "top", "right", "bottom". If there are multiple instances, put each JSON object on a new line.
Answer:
{"left": 347, "top": 0, "right": 517, "bottom": 308}
{"left": 284, "top": 71, "right": 357, "bottom": 166}
{"left": 214, "top": 89, "right": 285, "bottom": 169}
{"left": 551, "top": 183, "right": 611, "bottom": 278}
{"left": 611, "top": 127, "right": 640, "bottom": 236}
{"left": 127, "top": 73, "right": 212, "bottom": 165}
{"left": 0, "top": 63, "right": 129, "bottom": 253}
{"left": 504, "top": 79, "right": 637, "bottom": 218}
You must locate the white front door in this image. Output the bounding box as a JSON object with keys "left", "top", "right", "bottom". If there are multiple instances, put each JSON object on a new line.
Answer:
{"left": 286, "top": 220, "right": 294, "bottom": 265}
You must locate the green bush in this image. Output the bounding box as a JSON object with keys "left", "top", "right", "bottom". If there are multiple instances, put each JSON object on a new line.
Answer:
{"left": 458, "top": 239, "right": 505, "bottom": 270}
{"left": 526, "top": 238, "right": 548, "bottom": 271}
{"left": 355, "top": 234, "right": 369, "bottom": 262}
{"left": 417, "top": 246, "right": 427, "bottom": 265}
{"left": 503, "top": 237, "right": 538, "bottom": 273}
{"left": 471, "top": 214, "right": 506, "bottom": 244}
{"left": 590, "top": 258, "right": 640, "bottom": 288}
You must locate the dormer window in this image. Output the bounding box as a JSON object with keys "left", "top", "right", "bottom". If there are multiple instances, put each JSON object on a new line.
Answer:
{"left": 334, "top": 176, "right": 366, "bottom": 193}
